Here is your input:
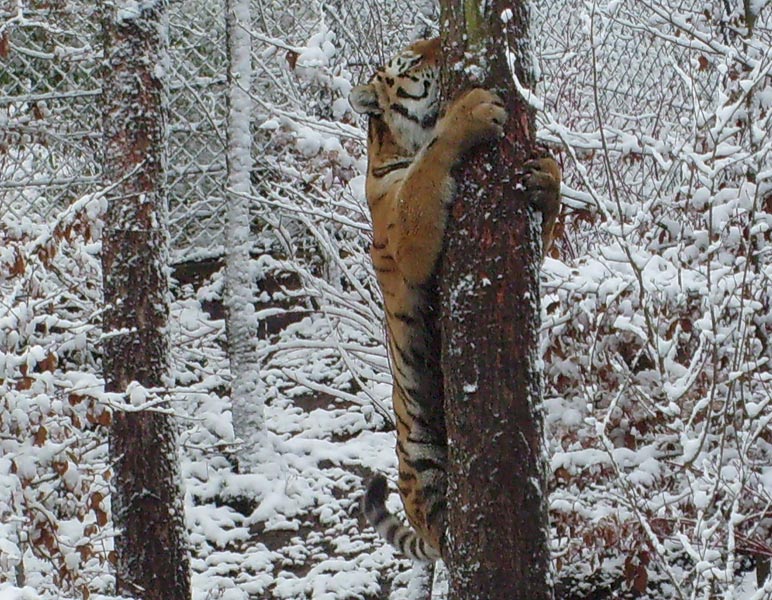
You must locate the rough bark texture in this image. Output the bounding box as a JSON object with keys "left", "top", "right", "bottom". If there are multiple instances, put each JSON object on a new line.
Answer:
{"left": 224, "top": 0, "right": 265, "bottom": 467}
{"left": 101, "top": 1, "right": 191, "bottom": 598}
{"left": 438, "top": 2, "right": 552, "bottom": 599}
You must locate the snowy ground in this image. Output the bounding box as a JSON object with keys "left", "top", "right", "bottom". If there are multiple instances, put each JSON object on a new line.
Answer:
{"left": 2, "top": 260, "right": 771, "bottom": 600}
{"left": 170, "top": 273, "right": 419, "bottom": 600}
{"left": 184, "top": 396, "right": 410, "bottom": 600}
{"left": 150, "top": 264, "right": 449, "bottom": 600}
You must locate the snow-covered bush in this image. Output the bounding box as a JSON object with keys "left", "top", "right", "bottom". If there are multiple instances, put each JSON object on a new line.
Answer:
{"left": 0, "top": 188, "right": 113, "bottom": 596}
{"left": 535, "top": 1, "right": 772, "bottom": 596}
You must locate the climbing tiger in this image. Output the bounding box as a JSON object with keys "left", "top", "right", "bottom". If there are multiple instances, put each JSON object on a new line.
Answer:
{"left": 349, "top": 37, "right": 561, "bottom": 561}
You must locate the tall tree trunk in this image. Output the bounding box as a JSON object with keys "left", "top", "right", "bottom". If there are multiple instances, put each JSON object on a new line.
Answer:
{"left": 224, "top": 0, "right": 265, "bottom": 466}
{"left": 101, "top": 2, "right": 191, "bottom": 598}
{"left": 406, "top": 562, "right": 434, "bottom": 600}
{"left": 437, "top": 2, "right": 552, "bottom": 599}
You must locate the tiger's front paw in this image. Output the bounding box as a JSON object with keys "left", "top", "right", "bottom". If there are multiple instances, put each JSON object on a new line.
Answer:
{"left": 441, "top": 88, "right": 507, "bottom": 152}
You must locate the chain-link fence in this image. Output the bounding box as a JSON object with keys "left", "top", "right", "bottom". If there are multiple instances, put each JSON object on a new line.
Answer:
{"left": 1, "top": 2, "right": 100, "bottom": 224}
{"left": 0, "top": 0, "right": 436, "bottom": 263}
{"left": 1, "top": 1, "right": 228, "bottom": 260}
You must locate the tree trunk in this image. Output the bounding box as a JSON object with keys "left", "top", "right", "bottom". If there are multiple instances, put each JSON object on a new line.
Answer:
{"left": 406, "top": 562, "right": 435, "bottom": 600}
{"left": 101, "top": 2, "right": 191, "bottom": 598}
{"left": 438, "top": 2, "right": 552, "bottom": 599}
{"left": 224, "top": 0, "right": 266, "bottom": 467}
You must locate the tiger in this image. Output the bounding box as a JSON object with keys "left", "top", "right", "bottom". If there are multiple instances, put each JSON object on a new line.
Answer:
{"left": 349, "top": 37, "right": 561, "bottom": 561}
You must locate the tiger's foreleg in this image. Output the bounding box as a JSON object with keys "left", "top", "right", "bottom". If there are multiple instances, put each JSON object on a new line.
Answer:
{"left": 390, "top": 89, "right": 507, "bottom": 284}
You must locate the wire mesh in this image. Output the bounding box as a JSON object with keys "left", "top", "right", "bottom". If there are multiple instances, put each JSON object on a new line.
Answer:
{"left": 0, "top": 1, "right": 101, "bottom": 226}
{"left": 0, "top": 0, "right": 229, "bottom": 261}
{"left": 0, "top": 0, "right": 437, "bottom": 261}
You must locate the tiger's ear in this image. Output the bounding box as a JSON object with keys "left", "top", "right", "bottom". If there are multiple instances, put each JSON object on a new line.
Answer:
{"left": 349, "top": 84, "right": 382, "bottom": 116}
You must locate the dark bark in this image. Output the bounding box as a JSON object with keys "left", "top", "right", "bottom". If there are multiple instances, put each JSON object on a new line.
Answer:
{"left": 101, "top": 2, "right": 191, "bottom": 598}
{"left": 438, "top": 2, "right": 552, "bottom": 599}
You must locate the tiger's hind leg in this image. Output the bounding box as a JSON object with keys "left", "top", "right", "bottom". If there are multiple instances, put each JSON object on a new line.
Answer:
{"left": 523, "top": 155, "right": 562, "bottom": 255}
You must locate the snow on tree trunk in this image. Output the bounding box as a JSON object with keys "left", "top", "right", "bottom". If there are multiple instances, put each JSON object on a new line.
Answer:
{"left": 406, "top": 561, "right": 434, "bottom": 600}
{"left": 224, "top": 0, "right": 266, "bottom": 465}
{"left": 438, "top": 2, "right": 552, "bottom": 598}
{"left": 100, "top": 1, "right": 191, "bottom": 598}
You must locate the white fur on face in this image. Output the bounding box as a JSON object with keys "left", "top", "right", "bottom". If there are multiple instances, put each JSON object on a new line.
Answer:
{"left": 375, "top": 51, "right": 440, "bottom": 154}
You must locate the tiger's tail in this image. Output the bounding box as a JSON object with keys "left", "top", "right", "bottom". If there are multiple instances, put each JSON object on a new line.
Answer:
{"left": 362, "top": 475, "right": 441, "bottom": 562}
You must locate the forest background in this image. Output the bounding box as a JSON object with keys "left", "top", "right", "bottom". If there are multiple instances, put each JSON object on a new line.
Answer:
{"left": 1, "top": 0, "right": 771, "bottom": 598}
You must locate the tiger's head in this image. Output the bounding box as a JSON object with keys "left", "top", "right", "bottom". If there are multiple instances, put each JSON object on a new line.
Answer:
{"left": 349, "top": 38, "right": 441, "bottom": 155}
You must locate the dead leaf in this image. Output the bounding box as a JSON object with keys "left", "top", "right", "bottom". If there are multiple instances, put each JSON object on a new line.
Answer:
{"left": 34, "top": 426, "right": 48, "bottom": 446}
{"left": 0, "top": 33, "right": 9, "bottom": 58}
{"left": 286, "top": 50, "right": 299, "bottom": 70}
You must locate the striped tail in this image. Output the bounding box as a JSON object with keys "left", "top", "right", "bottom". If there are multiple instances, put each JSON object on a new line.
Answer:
{"left": 363, "top": 475, "right": 441, "bottom": 562}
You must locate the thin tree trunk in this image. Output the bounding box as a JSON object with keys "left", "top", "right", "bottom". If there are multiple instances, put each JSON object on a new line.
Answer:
{"left": 407, "top": 561, "right": 435, "bottom": 600}
{"left": 438, "top": 2, "right": 552, "bottom": 599}
{"left": 101, "top": 2, "right": 190, "bottom": 598}
{"left": 224, "top": 0, "right": 266, "bottom": 467}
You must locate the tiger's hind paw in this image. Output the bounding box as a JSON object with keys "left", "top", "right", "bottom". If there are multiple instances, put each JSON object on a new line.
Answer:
{"left": 522, "top": 156, "right": 561, "bottom": 215}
